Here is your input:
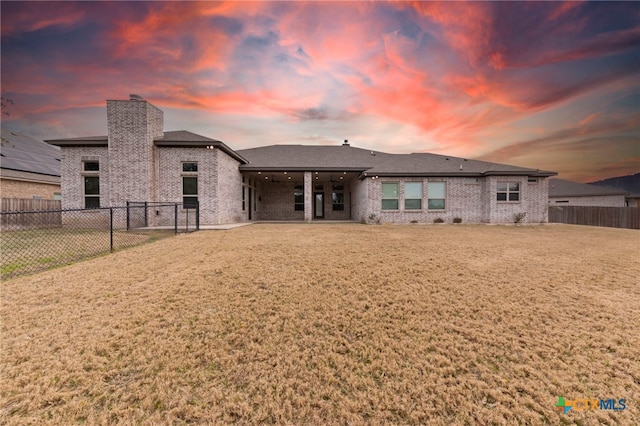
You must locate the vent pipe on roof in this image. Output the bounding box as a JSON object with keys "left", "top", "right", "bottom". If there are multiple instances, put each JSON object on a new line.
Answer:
{"left": 129, "top": 94, "right": 144, "bottom": 101}
{"left": 342, "top": 139, "right": 350, "bottom": 146}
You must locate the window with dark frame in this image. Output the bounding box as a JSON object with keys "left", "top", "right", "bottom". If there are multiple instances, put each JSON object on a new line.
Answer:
{"left": 332, "top": 184, "right": 344, "bottom": 211}
{"left": 82, "top": 160, "right": 100, "bottom": 208}
{"left": 182, "top": 162, "right": 198, "bottom": 208}
{"left": 84, "top": 176, "right": 100, "bottom": 209}
{"left": 83, "top": 161, "right": 99, "bottom": 171}
{"left": 497, "top": 182, "right": 520, "bottom": 202}
{"left": 183, "top": 176, "right": 198, "bottom": 208}
{"left": 182, "top": 162, "right": 198, "bottom": 172}
{"left": 294, "top": 185, "right": 304, "bottom": 211}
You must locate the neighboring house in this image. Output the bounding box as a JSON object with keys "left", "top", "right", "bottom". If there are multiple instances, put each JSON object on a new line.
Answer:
{"left": 1, "top": 128, "right": 61, "bottom": 199}
{"left": 548, "top": 178, "right": 627, "bottom": 207}
{"left": 46, "top": 95, "right": 557, "bottom": 225}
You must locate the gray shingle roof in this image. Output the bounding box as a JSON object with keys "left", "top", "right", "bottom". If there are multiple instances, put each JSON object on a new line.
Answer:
{"left": 46, "top": 130, "right": 247, "bottom": 163}
{"left": 237, "top": 144, "right": 556, "bottom": 177}
{"left": 549, "top": 178, "right": 628, "bottom": 197}
{"left": 1, "top": 129, "right": 61, "bottom": 177}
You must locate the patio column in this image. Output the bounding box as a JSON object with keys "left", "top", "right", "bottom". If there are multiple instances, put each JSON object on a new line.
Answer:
{"left": 304, "top": 171, "right": 312, "bottom": 222}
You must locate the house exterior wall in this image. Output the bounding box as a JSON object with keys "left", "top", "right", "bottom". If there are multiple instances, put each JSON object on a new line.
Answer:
{"left": 255, "top": 180, "right": 306, "bottom": 221}
{"left": 350, "top": 178, "right": 369, "bottom": 223}
{"left": 361, "top": 176, "right": 550, "bottom": 224}
{"left": 59, "top": 147, "right": 109, "bottom": 210}
{"left": 252, "top": 178, "right": 354, "bottom": 221}
{"left": 107, "top": 99, "right": 163, "bottom": 206}
{"left": 216, "top": 148, "right": 244, "bottom": 224}
{"left": 485, "top": 176, "right": 549, "bottom": 223}
{"left": 0, "top": 178, "right": 60, "bottom": 200}
{"left": 549, "top": 194, "right": 626, "bottom": 207}
{"left": 158, "top": 147, "right": 218, "bottom": 225}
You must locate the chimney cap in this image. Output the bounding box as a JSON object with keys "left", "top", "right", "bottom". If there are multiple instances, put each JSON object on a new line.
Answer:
{"left": 129, "top": 94, "right": 144, "bottom": 101}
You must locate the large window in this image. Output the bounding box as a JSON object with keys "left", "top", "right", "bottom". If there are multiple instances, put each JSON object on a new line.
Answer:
{"left": 84, "top": 176, "right": 100, "bottom": 208}
{"left": 427, "top": 182, "right": 446, "bottom": 210}
{"left": 404, "top": 182, "right": 422, "bottom": 210}
{"left": 294, "top": 185, "right": 304, "bottom": 211}
{"left": 182, "top": 162, "right": 198, "bottom": 208}
{"left": 381, "top": 183, "right": 399, "bottom": 210}
{"left": 82, "top": 160, "right": 99, "bottom": 208}
{"left": 497, "top": 182, "right": 520, "bottom": 201}
{"left": 332, "top": 184, "right": 344, "bottom": 211}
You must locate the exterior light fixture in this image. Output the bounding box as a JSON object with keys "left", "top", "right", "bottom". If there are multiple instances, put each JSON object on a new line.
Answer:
{"left": 283, "top": 171, "right": 287, "bottom": 175}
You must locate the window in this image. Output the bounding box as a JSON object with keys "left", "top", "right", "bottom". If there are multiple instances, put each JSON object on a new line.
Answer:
{"left": 428, "top": 182, "right": 446, "bottom": 210}
{"left": 294, "top": 185, "right": 304, "bottom": 211}
{"left": 404, "top": 182, "right": 422, "bottom": 210}
{"left": 183, "top": 176, "right": 198, "bottom": 208}
{"left": 83, "top": 161, "right": 99, "bottom": 171}
{"left": 181, "top": 162, "right": 198, "bottom": 208}
{"left": 381, "top": 183, "right": 399, "bottom": 210}
{"left": 53, "top": 192, "right": 62, "bottom": 201}
{"left": 497, "top": 182, "right": 520, "bottom": 202}
{"left": 332, "top": 184, "right": 344, "bottom": 211}
{"left": 242, "top": 186, "right": 246, "bottom": 211}
{"left": 182, "top": 162, "right": 198, "bottom": 172}
{"left": 84, "top": 176, "right": 100, "bottom": 208}
{"left": 82, "top": 160, "right": 99, "bottom": 208}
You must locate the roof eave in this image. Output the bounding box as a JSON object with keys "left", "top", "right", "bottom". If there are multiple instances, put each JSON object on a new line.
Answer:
{"left": 482, "top": 170, "right": 557, "bottom": 177}
{"left": 239, "top": 166, "right": 370, "bottom": 172}
{"left": 154, "top": 140, "right": 247, "bottom": 164}
{"left": 45, "top": 139, "right": 107, "bottom": 147}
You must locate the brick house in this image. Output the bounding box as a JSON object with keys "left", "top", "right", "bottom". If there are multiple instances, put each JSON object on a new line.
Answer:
{"left": 46, "top": 95, "right": 557, "bottom": 224}
{"left": 548, "top": 178, "right": 628, "bottom": 207}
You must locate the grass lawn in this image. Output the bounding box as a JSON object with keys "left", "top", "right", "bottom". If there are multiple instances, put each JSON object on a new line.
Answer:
{"left": 0, "top": 228, "right": 176, "bottom": 279}
{"left": 1, "top": 224, "right": 638, "bottom": 424}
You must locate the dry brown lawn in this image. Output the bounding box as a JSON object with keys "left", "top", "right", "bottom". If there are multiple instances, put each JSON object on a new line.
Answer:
{"left": 1, "top": 224, "right": 639, "bottom": 425}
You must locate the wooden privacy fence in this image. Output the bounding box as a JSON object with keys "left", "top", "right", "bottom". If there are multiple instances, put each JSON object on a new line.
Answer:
{"left": 549, "top": 206, "right": 640, "bottom": 229}
{"left": 1, "top": 198, "right": 62, "bottom": 229}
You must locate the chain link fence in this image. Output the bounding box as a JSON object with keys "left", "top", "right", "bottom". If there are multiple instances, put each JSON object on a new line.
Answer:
{"left": 1, "top": 202, "right": 199, "bottom": 280}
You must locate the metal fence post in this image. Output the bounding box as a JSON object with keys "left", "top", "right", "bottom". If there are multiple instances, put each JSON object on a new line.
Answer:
{"left": 144, "top": 201, "right": 148, "bottom": 228}
{"left": 110, "top": 207, "right": 114, "bottom": 253}
{"left": 126, "top": 201, "right": 130, "bottom": 231}
{"left": 174, "top": 203, "right": 178, "bottom": 234}
{"left": 196, "top": 202, "right": 200, "bottom": 230}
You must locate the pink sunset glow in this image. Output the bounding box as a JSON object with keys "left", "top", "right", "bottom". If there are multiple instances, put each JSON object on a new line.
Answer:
{"left": 1, "top": 1, "right": 638, "bottom": 182}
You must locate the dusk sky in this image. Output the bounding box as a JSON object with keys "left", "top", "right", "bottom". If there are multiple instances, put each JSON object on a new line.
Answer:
{"left": 1, "top": 1, "right": 639, "bottom": 182}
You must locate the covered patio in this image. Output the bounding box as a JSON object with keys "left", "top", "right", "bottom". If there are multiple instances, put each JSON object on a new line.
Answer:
{"left": 241, "top": 170, "right": 362, "bottom": 221}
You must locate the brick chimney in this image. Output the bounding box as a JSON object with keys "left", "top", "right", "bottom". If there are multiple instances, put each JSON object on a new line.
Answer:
{"left": 107, "top": 95, "right": 164, "bottom": 205}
